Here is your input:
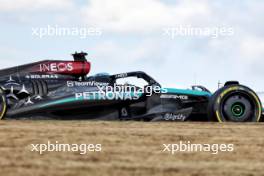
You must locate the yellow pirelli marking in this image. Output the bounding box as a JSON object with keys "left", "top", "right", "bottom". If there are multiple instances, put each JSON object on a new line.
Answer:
{"left": 216, "top": 86, "right": 238, "bottom": 123}
{"left": 220, "top": 86, "right": 238, "bottom": 98}
{"left": 216, "top": 110, "right": 223, "bottom": 123}
{"left": 217, "top": 97, "right": 221, "bottom": 104}
{"left": 0, "top": 96, "right": 6, "bottom": 120}
{"left": 249, "top": 92, "right": 262, "bottom": 122}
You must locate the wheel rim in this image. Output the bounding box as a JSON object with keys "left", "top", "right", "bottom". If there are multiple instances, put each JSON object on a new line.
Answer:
{"left": 231, "top": 103, "right": 245, "bottom": 118}
{"left": 222, "top": 94, "right": 253, "bottom": 122}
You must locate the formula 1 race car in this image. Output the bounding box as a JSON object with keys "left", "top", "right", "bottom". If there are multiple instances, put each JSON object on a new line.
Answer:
{"left": 0, "top": 52, "right": 263, "bottom": 122}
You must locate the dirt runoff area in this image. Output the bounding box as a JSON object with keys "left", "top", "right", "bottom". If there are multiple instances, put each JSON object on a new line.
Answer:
{"left": 0, "top": 121, "right": 264, "bottom": 176}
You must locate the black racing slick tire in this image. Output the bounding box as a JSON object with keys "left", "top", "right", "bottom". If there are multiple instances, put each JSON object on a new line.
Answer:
{"left": 0, "top": 88, "right": 7, "bottom": 120}
{"left": 208, "top": 85, "right": 262, "bottom": 122}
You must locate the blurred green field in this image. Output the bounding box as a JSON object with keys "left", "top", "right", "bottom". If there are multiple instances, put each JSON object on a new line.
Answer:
{"left": 0, "top": 121, "right": 264, "bottom": 176}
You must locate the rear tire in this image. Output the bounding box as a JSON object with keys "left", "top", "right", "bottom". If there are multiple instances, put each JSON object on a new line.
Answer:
{"left": 208, "top": 85, "right": 262, "bottom": 122}
{"left": 0, "top": 88, "right": 7, "bottom": 120}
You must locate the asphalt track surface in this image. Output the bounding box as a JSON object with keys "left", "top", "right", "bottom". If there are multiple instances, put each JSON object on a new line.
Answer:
{"left": 0, "top": 121, "right": 264, "bottom": 176}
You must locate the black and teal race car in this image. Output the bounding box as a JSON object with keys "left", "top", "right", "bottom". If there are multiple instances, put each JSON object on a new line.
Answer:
{"left": 0, "top": 53, "right": 263, "bottom": 122}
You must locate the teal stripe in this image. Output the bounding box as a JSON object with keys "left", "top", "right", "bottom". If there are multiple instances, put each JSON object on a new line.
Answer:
{"left": 164, "top": 88, "right": 211, "bottom": 96}
{"left": 41, "top": 88, "right": 211, "bottom": 108}
{"left": 41, "top": 97, "right": 77, "bottom": 107}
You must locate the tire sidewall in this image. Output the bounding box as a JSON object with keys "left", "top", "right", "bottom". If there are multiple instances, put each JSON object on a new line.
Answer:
{"left": 0, "top": 88, "right": 7, "bottom": 120}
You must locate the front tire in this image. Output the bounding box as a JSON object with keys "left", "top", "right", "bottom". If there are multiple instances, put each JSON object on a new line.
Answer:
{"left": 0, "top": 88, "right": 7, "bottom": 120}
{"left": 208, "top": 85, "right": 262, "bottom": 122}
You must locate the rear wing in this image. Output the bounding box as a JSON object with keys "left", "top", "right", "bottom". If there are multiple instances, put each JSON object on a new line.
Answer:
{"left": 0, "top": 52, "right": 91, "bottom": 78}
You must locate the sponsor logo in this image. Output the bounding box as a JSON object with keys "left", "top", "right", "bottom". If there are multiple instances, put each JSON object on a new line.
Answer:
{"left": 160, "top": 94, "right": 188, "bottom": 100}
{"left": 67, "top": 81, "right": 109, "bottom": 87}
{"left": 26, "top": 75, "right": 59, "bottom": 79}
{"left": 75, "top": 91, "right": 141, "bottom": 101}
{"left": 121, "top": 107, "right": 129, "bottom": 117}
{"left": 39, "top": 63, "right": 73, "bottom": 72}
{"left": 164, "top": 113, "right": 186, "bottom": 121}
{"left": 115, "top": 73, "right": 128, "bottom": 78}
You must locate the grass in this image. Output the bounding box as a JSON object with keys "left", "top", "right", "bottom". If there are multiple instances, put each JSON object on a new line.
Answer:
{"left": 0, "top": 121, "right": 264, "bottom": 176}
